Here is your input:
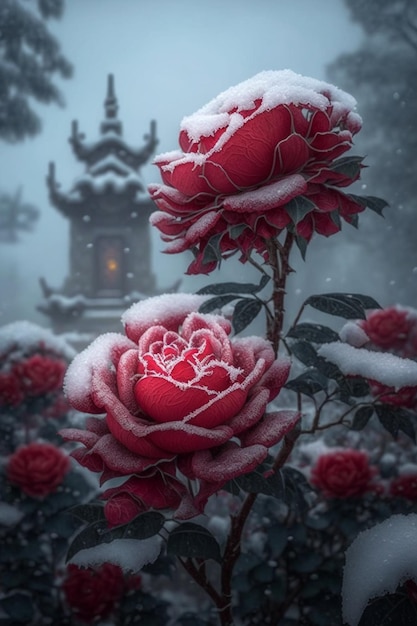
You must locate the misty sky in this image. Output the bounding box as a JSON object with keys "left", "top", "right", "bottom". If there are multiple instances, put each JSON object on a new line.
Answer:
{"left": 0, "top": 0, "right": 365, "bottom": 325}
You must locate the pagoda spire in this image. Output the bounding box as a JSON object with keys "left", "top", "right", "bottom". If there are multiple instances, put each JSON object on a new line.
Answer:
{"left": 100, "top": 74, "right": 122, "bottom": 135}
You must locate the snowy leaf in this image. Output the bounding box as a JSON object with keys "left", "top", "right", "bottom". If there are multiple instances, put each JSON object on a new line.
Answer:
{"left": 68, "top": 503, "right": 106, "bottom": 524}
{"left": 167, "top": 522, "right": 222, "bottom": 562}
{"left": 305, "top": 293, "right": 367, "bottom": 319}
{"left": 343, "top": 514, "right": 417, "bottom": 626}
{"left": 287, "top": 323, "right": 340, "bottom": 343}
{"left": 290, "top": 340, "right": 320, "bottom": 367}
{"left": 232, "top": 298, "right": 263, "bottom": 334}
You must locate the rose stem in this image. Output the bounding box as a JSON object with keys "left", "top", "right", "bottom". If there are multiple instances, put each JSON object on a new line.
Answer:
{"left": 265, "top": 232, "right": 294, "bottom": 357}
{"left": 214, "top": 231, "right": 296, "bottom": 624}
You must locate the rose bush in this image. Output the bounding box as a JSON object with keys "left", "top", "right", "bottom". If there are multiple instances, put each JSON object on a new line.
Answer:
{"left": 61, "top": 293, "right": 299, "bottom": 524}
{"left": 310, "top": 449, "right": 378, "bottom": 498}
{"left": 149, "top": 69, "right": 366, "bottom": 273}
{"left": 7, "top": 442, "right": 70, "bottom": 498}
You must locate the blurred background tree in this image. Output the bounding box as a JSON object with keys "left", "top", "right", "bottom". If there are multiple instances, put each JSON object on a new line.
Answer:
{"left": 0, "top": 0, "right": 73, "bottom": 143}
{"left": 327, "top": 0, "right": 417, "bottom": 305}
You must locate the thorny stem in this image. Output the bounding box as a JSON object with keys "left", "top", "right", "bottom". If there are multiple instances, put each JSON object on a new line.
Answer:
{"left": 180, "top": 233, "right": 297, "bottom": 624}
{"left": 265, "top": 232, "right": 295, "bottom": 356}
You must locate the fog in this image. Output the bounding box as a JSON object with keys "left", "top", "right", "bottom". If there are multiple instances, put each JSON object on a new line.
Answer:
{"left": 1, "top": 0, "right": 372, "bottom": 331}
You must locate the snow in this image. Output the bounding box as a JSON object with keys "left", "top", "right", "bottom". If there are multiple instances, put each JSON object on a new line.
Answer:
{"left": 343, "top": 514, "right": 417, "bottom": 626}
{"left": 339, "top": 321, "right": 370, "bottom": 347}
{"left": 69, "top": 536, "right": 162, "bottom": 573}
{"left": 317, "top": 342, "right": 417, "bottom": 389}
{"left": 64, "top": 332, "right": 135, "bottom": 406}
{"left": 180, "top": 69, "right": 361, "bottom": 143}
{"left": 121, "top": 293, "right": 209, "bottom": 333}
{"left": 0, "top": 320, "right": 76, "bottom": 360}
{"left": 223, "top": 174, "right": 306, "bottom": 212}
{"left": 0, "top": 502, "right": 24, "bottom": 526}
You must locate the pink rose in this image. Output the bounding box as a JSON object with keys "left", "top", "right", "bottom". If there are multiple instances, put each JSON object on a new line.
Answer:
{"left": 149, "top": 70, "right": 364, "bottom": 274}
{"left": 7, "top": 442, "right": 70, "bottom": 498}
{"left": 310, "top": 449, "right": 377, "bottom": 498}
{"left": 361, "top": 307, "right": 412, "bottom": 351}
{"left": 61, "top": 294, "right": 299, "bottom": 523}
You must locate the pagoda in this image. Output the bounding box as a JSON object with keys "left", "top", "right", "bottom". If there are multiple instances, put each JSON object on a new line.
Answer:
{"left": 39, "top": 74, "right": 162, "bottom": 343}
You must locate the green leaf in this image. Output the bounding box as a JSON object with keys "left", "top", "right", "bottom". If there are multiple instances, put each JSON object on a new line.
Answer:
{"left": 295, "top": 234, "right": 308, "bottom": 260}
{"left": 234, "top": 465, "right": 284, "bottom": 496}
{"left": 285, "top": 370, "right": 329, "bottom": 396}
{"left": 232, "top": 298, "right": 263, "bottom": 334}
{"left": 198, "top": 294, "right": 238, "bottom": 314}
{"left": 266, "top": 524, "right": 287, "bottom": 556}
{"left": 68, "top": 503, "right": 106, "bottom": 524}
{"left": 228, "top": 223, "right": 248, "bottom": 239}
{"left": 330, "top": 155, "right": 364, "bottom": 178}
{"left": 340, "top": 376, "right": 370, "bottom": 398}
{"left": 197, "top": 274, "right": 269, "bottom": 296}
{"left": 66, "top": 520, "right": 109, "bottom": 561}
{"left": 344, "top": 293, "right": 382, "bottom": 310}
{"left": 285, "top": 195, "right": 316, "bottom": 224}
{"left": 350, "top": 194, "right": 389, "bottom": 216}
{"left": 201, "top": 233, "right": 223, "bottom": 265}
{"left": 286, "top": 323, "right": 340, "bottom": 343}
{"left": 167, "top": 522, "right": 222, "bottom": 562}
{"left": 290, "top": 340, "right": 320, "bottom": 367}
{"left": 351, "top": 405, "right": 374, "bottom": 430}
{"left": 375, "top": 405, "right": 416, "bottom": 441}
{"left": 305, "top": 292, "right": 368, "bottom": 319}
{"left": 105, "top": 511, "right": 165, "bottom": 541}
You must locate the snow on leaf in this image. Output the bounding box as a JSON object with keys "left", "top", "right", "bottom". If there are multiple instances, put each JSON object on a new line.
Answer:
{"left": 343, "top": 514, "right": 417, "bottom": 626}
{"left": 318, "top": 343, "right": 417, "bottom": 389}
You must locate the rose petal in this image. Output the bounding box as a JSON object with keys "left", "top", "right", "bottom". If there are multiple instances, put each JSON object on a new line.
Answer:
{"left": 190, "top": 440, "right": 268, "bottom": 483}
{"left": 240, "top": 410, "right": 300, "bottom": 447}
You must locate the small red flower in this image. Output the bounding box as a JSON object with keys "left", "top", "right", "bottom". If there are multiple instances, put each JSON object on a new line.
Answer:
{"left": 15, "top": 354, "right": 67, "bottom": 397}
{"left": 310, "top": 449, "right": 377, "bottom": 498}
{"left": 389, "top": 475, "right": 417, "bottom": 501}
{"left": 361, "top": 307, "right": 412, "bottom": 351}
{"left": 7, "top": 442, "right": 70, "bottom": 498}
{"left": 368, "top": 380, "right": 417, "bottom": 409}
{"left": 62, "top": 563, "right": 138, "bottom": 622}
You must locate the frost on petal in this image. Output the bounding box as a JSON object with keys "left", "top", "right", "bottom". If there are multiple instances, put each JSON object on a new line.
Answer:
{"left": 227, "top": 387, "right": 270, "bottom": 435}
{"left": 121, "top": 293, "right": 210, "bottom": 343}
{"left": 240, "top": 410, "right": 300, "bottom": 447}
{"left": 69, "top": 537, "right": 162, "bottom": 573}
{"left": 343, "top": 514, "right": 417, "bottom": 626}
{"left": 223, "top": 175, "right": 306, "bottom": 213}
{"left": 318, "top": 343, "right": 417, "bottom": 389}
{"left": 64, "top": 333, "right": 135, "bottom": 413}
{"left": 190, "top": 441, "right": 268, "bottom": 483}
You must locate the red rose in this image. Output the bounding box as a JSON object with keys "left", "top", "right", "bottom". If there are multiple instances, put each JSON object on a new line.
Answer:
{"left": 15, "top": 354, "right": 66, "bottom": 397}
{"left": 310, "top": 449, "right": 376, "bottom": 498}
{"left": 389, "top": 475, "right": 417, "bottom": 501}
{"left": 61, "top": 293, "right": 299, "bottom": 522}
{"left": 0, "top": 371, "right": 23, "bottom": 407}
{"left": 149, "top": 69, "right": 364, "bottom": 274}
{"left": 368, "top": 380, "right": 417, "bottom": 409}
{"left": 7, "top": 442, "right": 70, "bottom": 498}
{"left": 361, "top": 307, "right": 412, "bottom": 351}
{"left": 62, "top": 563, "right": 132, "bottom": 622}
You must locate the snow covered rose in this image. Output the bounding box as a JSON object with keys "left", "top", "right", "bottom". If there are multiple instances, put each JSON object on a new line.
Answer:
{"left": 149, "top": 69, "right": 365, "bottom": 274}
{"left": 61, "top": 294, "right": 299, "bottom": 524}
